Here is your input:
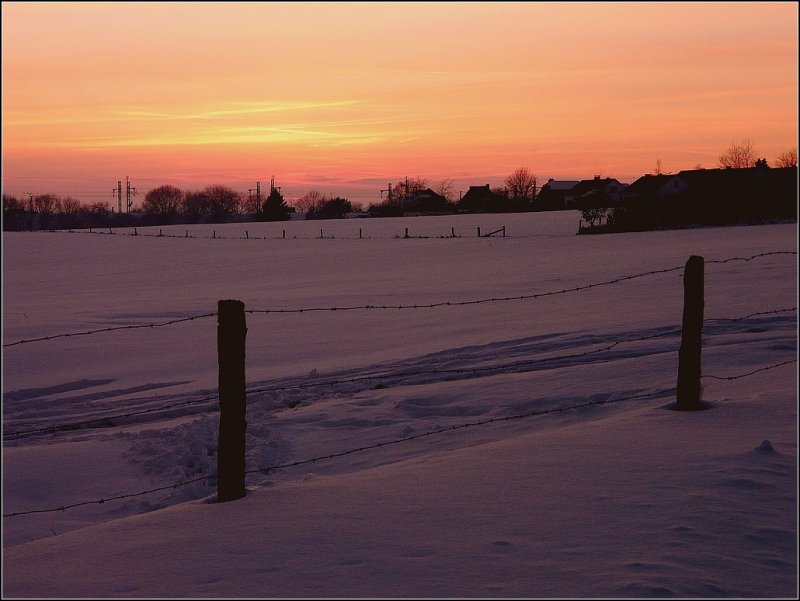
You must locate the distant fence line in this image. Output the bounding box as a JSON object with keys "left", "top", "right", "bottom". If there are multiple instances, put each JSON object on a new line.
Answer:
{"left": 28, "top": 223, "right": 509, "bottom": 241}
{"left": 4, "top": 251, "right": 795, "bottom": 349}
{"left": 3, "top": 252, "right": 797, "bottom": 518}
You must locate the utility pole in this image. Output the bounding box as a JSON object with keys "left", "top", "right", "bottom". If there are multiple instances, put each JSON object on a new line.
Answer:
{"left": 270, "top": 176, "right": 281, "bottom": 195}
{"left": 248, "top": 182, "right": 261, "bottom": 212}
{"left": 113, "top": 180, "right": 123, "bottom": 214}
{"left": 380, "top": 182, "right": 393, "bottom": 203}
{"left": 125, "top": 176, "right": 137, "bottom": 213}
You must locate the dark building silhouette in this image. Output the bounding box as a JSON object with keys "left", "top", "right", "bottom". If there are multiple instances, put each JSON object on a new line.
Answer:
{"left": 534, "top": 179, "right": 580, "bottom": 211}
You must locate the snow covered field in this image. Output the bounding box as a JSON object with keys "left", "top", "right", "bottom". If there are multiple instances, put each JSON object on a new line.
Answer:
{"left": 2, "top": 211, "right": 797, "bottom": 597}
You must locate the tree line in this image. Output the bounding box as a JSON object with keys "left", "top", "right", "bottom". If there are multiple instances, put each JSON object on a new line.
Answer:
{"left": 4, "top": 141, "right": 795, "bottom": 232}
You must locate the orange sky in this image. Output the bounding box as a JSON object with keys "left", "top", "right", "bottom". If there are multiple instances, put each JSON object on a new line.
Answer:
{"left": 2, "top": 1, "right": 798, "bottom": 206}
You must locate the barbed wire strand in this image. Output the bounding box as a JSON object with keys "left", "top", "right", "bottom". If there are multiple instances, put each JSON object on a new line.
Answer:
{"left": 702, "top": 358, "right": 797, "bottom": 381}
{"left": 3, "top": 251, "right": 794, "bottom": 348}
{"left": 705, "top": 307, "right": 796, "bottom": 322}
{"left": 5, "top": 307, "right": 795, "bottom": 440}
{"left": 4, "top": 392, "right": 220, "bottom": 439}
{"left": 4, "top": 327, "right": 679, "bottom": 440}
{"left": 5, "top": 354, "right": 796, "bottom": 518}
{"left": 2, "top": 387, "right": 673, "bottom": 518}
{"left": 2, "top": 313, "right": 217, "bottom": 348}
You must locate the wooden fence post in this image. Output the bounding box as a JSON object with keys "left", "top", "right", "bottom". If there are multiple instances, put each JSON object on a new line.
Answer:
{"left": 676, "top": 255, "right": 704, "bottom": 410}
{"left": 477, "top": 226, "right": 481, "bottom": 237}
{"left": 217, "top": 299, "right": 247, "bottom": 501}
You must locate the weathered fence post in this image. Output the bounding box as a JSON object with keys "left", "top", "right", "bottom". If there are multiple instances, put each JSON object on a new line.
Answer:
{"left": 451, "top": 227, "right": 455, "bottom": 238}
{"left": 404, "top": 227, "right": 409, "bottom": 238}
{"left": 282, "top": 229, "right": 286, "bottom": 239}
{"left": 477, "top": 226, "right": 481, "bottom": 237}
{"left": 359, "top": 228, "right": 362, "bottom": 239}
{"left": 217, "top": 299, "right": 247, "bottom": 501}
{"left": 676, "top": 255, "right": 704, "bottom": 410}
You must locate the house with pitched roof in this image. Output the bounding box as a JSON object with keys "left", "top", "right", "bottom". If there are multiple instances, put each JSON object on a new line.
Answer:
{"left": 534, "top": 179, "right": 580, "bottom": 211}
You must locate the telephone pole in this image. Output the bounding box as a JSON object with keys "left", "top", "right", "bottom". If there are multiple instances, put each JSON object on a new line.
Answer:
{"left": 125, "top": 176, "right": 137, "bottom": 212}
{"left": 380, "top": 182, "right": 393, "bottom": 203}
{"left": 248, "top": 181, "right": 262, "bottom": 212}
{"left": 270, "top": 176, "right": 281, "bottom": 195}
{"left": 113, "top": 180, "right": 123, "bottom": 214}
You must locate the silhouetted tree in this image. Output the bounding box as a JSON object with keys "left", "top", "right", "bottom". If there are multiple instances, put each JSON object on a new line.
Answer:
{"left": 435, "top": 179, "right": 455, "bottom": 202}
{"left": 58, "top": 196, "right": 82, "bottom": 229}
{"left": 183, "top": 189, "right": 211, "bottom": 219}
{"left": 581, "top": 206, "right": 609, "bottom": 227}
{"left": 259, "top": 187, "right": 291, "bottom": 221}
{"left": 2, "top": 194, "right": 26, "bottom": 231}
{"left": 389, "top": 177, "right": 427, "bottom": 204}
{"left": 206, "top": 185, "right": 241, "bottom": 222}
{"left": 775, "top": 147, "right": 798, "bottom": 168}
{"left": 142, "top": 185, "right": 183, "bottom": 223}
{"left": 308, "top": 196, "right": 353, "bottom": 219}
{"left": 504, "top": 167, "right": 537, "bottom": 208}
{"left": 34, "top": 193, "right": 59, "bottom": 229}
{"left": 719, "top": 138, "right": 757, "bottom": 169}
{"left": 295, "top": 190, "right": 325, "bottom": 213}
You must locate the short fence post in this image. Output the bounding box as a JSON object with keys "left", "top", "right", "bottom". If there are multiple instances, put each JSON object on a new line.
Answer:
{"left": 217, "top": 299, "right": 247, "bottom": 501}
{"left": 477, "top": 226, "right": 481, "bottom": 237}
{"left": 246, "top": 230, "right": 249, "bottom": 239}
{"left": 404, "top": 227, "right": 409, "bottom": 238}
{"left": 502, "top": 226, "right": 506, "bottom": 237}
{"left": 676, "top": 255, "right": 704, "bottom": 411}
{"left": 283, "top": 229, "right": 286, "bottom": 239}
{"left": 451, "top": 227, "right": 455, "bottom": 238}
{"left": 359, "top": 228, "right": 362, "bottom": 239}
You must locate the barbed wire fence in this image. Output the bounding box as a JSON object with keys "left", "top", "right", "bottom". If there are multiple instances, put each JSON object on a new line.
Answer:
{"left": 5, "top": 306, "right": 796, "bottom": 441}
{"left": 4, "top": 251, "right": 795, "bottom": 349}
{"left": 2, "top": 251, "right": 796, "bottom": 518}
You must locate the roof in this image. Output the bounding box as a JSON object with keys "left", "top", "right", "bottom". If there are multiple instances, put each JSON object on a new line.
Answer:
{"left": 542, "top": 180, "right": 580, "bottom": 191}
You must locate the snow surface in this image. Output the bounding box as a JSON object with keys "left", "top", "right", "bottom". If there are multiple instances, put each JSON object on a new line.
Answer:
{"left": 2, "top": 211, "right": 797, "bottom": 597}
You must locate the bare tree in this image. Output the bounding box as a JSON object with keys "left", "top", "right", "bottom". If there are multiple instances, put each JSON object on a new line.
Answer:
{"left": 183, "top": 190, "right": 211, "bottom": 219}
{"left": 58, "top": 196, "right": 82, "bottom": 229}
{"left": 389, "top": 177, "right": 427, "bottom": 203}
{"left": 504, "top": 167, "right": 537, "bottom": 204}
{"left": 295, "top": 190, "right": 325, "bottom": 213}
{"left": 719, "top": 138, "right": 757, "bottom": 169}
{"left": 774, "top": 147, "right": 798, "bottom": 168}
{"left": 142, "top": 185, "right": 183, "bottom": 222}
{"left": 434, "top": 179, "right": 455, "bottom": 202}
{"left": 3, "top": 194, "right": 23, "bottom": 212}
{"left": 205, "top": 185, "right": 241, "bottom": 222}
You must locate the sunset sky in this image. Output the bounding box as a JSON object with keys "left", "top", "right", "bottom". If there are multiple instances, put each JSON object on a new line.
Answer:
{"left": 2, "top": 1, "right": 798, "bottom": 206}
